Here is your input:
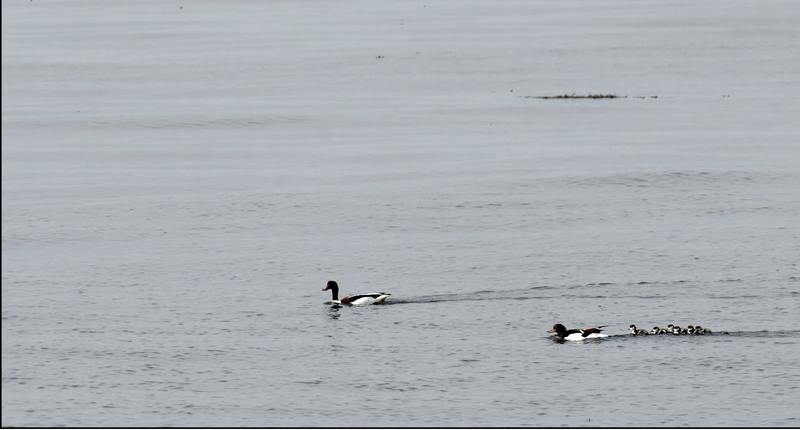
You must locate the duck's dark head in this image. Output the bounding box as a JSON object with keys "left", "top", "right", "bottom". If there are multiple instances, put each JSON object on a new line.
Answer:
{"left": 323, "top": 280, "right": 339, "bottom": 300}
{"left": 547, "top": 323, "right": 566, "bottom": 335}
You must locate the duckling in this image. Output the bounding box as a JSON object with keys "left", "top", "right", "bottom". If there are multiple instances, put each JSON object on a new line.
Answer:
{"left": 629, "top": 324, "right": 650, "bottom": 335}
{"left": 695, "top": 325, "right": 711, "bottom": 334}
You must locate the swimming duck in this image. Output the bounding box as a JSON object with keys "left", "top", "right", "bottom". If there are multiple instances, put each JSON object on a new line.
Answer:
{"left": 547, "top": 323, "right": 608, "bottom": 341}
{"left": 651, "top": 326, "right": 668, "bottom": 335}
{"left": 323, "top": 280, "right": 390, "bottom": 306}
{"left": 629, "top": 324, "right": 650, "bottom": 335}
{"left": 666, "top": 324, "right": 683, "bottom": 335}
{"left": 694, "top": 325, "right": 711, "bottom": 334}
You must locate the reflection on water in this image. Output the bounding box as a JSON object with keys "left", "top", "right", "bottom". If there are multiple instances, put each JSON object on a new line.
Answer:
{"left": 327, "top": 306, "right": 342, "bottom": 319}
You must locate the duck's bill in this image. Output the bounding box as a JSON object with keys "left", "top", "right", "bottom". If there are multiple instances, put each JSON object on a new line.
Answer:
{"left": 546, "top": 329, "right": 555, "bottom": 333}
{"left": 322, "top": 286, "right": 329, "bottom": 291}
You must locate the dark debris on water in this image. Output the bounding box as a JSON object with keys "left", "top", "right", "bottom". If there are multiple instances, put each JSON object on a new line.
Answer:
{"left": 520, "top": 93, "right": 658, "bottom": 99}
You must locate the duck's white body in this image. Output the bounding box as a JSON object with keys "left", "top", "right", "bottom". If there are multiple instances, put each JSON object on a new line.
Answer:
{"left": 561, "top": 332, "right": 609, "bottom": 341}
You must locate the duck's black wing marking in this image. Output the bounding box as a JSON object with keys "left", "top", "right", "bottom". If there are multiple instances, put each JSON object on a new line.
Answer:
{"left": 345, "top": 293, "right": 385, "bottom": 301}
{"left": 581, "top": 327, "right": 605, "bottom": 337}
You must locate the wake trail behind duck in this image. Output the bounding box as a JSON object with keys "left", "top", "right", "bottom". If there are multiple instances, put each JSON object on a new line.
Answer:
{"left": 381, "top": 289, "right": 550, "bottom": 305}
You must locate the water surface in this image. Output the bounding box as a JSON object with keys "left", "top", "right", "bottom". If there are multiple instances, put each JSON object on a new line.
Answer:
{"left": 3, "top": 0, "right": 799, "bottom": 426}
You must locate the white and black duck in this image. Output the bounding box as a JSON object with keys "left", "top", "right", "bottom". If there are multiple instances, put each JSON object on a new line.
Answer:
{"left": 547, "top": 323, "right": 608, "bottom": 341}
{"left": 323, "top": 280, "right": 390, "bottom": 306}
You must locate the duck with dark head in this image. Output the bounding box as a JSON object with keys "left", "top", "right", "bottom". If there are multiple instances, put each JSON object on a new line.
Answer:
{"left": 323, "top": 280, "right": 391, "bottom": 306}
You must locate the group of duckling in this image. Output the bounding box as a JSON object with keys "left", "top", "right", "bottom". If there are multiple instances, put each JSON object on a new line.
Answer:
{"left": 629, "top": 324, "right": 712, "bottom": 336}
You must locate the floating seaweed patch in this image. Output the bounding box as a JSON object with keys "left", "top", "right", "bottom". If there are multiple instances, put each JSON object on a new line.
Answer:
{"left": 520, "top": 93, "right": 658, "bottom": 99}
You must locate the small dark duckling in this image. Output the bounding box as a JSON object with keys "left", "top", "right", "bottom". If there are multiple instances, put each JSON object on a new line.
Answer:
{"left": 651, "top": 326, "right": 668, "bottom": 335}
{"left": 695, "top": 325, "right": 712, "bottom": 334}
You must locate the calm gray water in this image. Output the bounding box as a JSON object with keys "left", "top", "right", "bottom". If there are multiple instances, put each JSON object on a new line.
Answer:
{"left": 3, "top": 0, "right": 799, "bottom": 427}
